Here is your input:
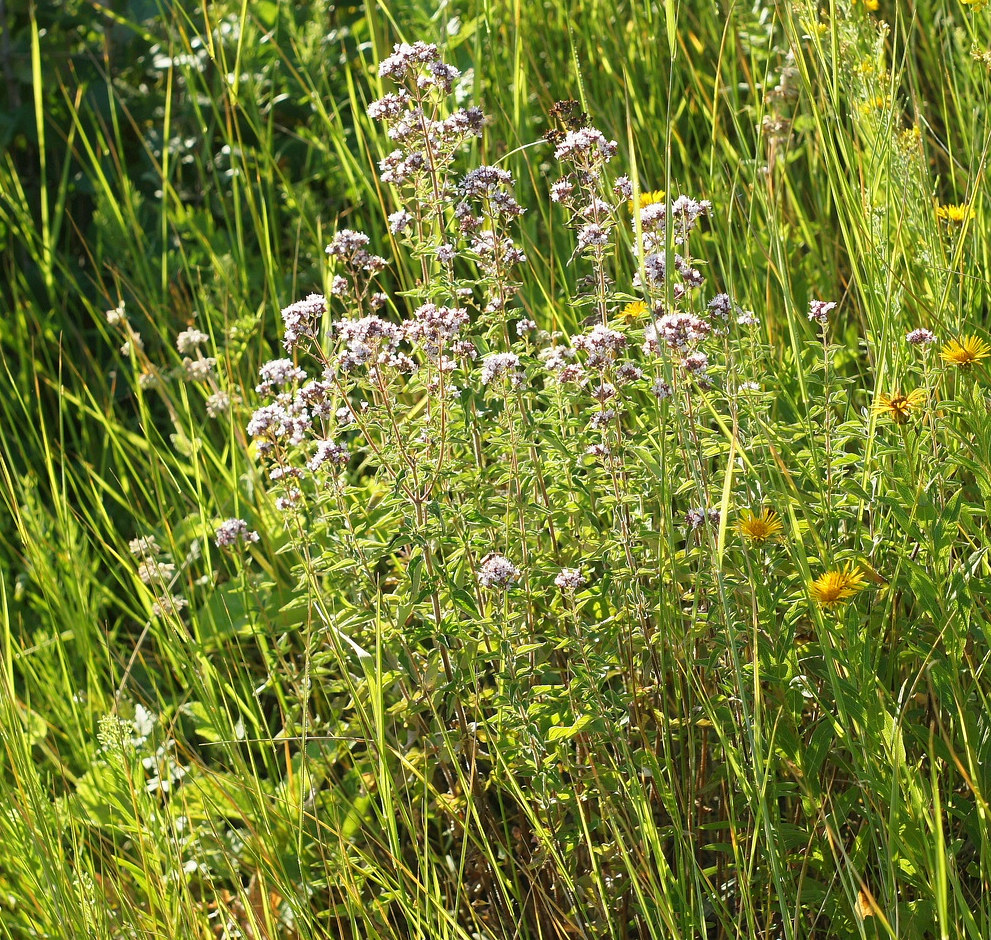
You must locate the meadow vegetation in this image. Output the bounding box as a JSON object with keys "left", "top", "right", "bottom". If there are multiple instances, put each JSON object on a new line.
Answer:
{"left": 1, "top": 1, "right": 991, "bottom": 937}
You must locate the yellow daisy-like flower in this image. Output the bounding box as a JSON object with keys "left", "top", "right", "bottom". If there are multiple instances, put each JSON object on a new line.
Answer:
{"left": 628, "top": 189, "right": 665, "bottom": 213}
{"left": 809, "top": 565, "right": 867, "bottom": 608}
{"left": 935, "top": 202, "right": 976, "bottom": 224}
{"left": 619, "top": 300, "right": 649, "bottom": 322}
{"left": 736, "top": 509, "right": 784, "bottom": 545}
{"left": 873, "top": 388, "right": 926, "bottom": 424}
{"left": 940, "top": 335, "right": 991, "bottom": 369}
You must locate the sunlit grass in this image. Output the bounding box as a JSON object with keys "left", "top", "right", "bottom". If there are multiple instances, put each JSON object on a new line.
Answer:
{"left": 0, "top": 1, "right": 989, "bottom": 938}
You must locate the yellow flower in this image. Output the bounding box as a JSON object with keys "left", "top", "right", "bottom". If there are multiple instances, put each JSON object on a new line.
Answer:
{"left": 736, "top": 509, "right": 784, "bottom": 545}
{"left": 873, "top": 388, "right": 926, "bottom": 424}
{"left": 898, "top": 125, "right": 922, "bottom": 148}
{"left": 809, "top": 565, "right": 867, "bottom": 608}
{"left": 628, "top": 189, "right": 665, "bottom": 213}
{"left": 940, "top": 335, "right": 991, "bottom": 369}
{"left": 859, "top": 94, "right": 889, "bottom": 113}
{"left": 935, "top": 202, "right": 976, "bottom": 223}
{"left": 620, "top": 300, "right": 649, "bottom": 322}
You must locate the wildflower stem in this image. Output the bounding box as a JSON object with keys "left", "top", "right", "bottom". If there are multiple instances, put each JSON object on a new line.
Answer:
{"left": 822, "top": 330, "right": 833, "bottom": 499}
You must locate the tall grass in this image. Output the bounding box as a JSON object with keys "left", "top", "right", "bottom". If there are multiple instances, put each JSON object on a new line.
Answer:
{"left": 1, "top": 1, "right": 990, "bottom": 937}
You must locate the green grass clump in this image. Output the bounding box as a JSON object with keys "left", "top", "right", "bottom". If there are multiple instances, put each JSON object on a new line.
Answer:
{"left": 1, "top": 1, "right": 990, "bottom": 938}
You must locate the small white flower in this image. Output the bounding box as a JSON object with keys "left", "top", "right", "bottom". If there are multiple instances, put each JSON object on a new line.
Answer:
{"left": 652, "top": 379, "right": 672, "bottom": 400}
{"left": 151, "top": 595, "right": 189, "bottom": 618}
{"left": 183, "top": 356, "right": 216, "bottom": 381}
{"left": 121, "top": 335, "right": 144, "bottom": 358}
{"left": 477, "top": 553, "right": 520, "bottom": 589}
{"left": 205, "top": 391, "right": 231, "bottom": 417}
{"left": 176, "top": 329, "right": 209, "bottom": 354}
{"left": 215, "top": 518, "right": 259, "bottom": 548}
{"left": 105, "top": 302, "right": 128, "bottom": 326}
{"left": 137, "top": 559, "right": 176, "bottom": 585}
{"left": 480, "top": 353, "right": 523, "bottom": 387}
{"left": 554, "top": 568, "right": 586, "bottom": 591}
{"left": 906, "top": 328, "right": 937, "bottom": 346}
{"left": 807, "top": 299, "right": 836, "bottom": 325}
{"left": 129, "top": 536, "right": 161, "bottom": 559}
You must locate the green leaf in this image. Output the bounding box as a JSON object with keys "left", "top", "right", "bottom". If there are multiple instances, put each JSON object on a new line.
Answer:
{"left": 547, "top": 714, "right": 594, "bottom": 742}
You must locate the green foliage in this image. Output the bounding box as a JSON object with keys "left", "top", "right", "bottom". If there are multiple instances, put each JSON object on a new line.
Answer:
{"left": 1, "top": 1, "right": 991, "bottom": 938}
